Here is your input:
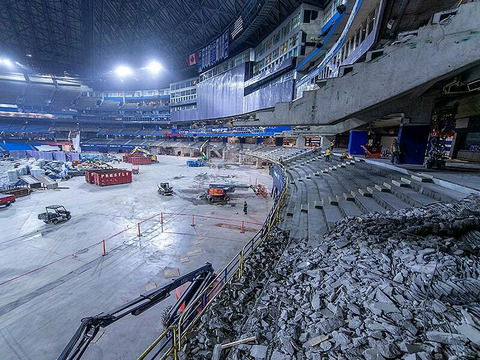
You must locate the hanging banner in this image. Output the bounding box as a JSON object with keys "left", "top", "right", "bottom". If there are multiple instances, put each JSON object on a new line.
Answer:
{"left": 197, "top": 30, "right": 230, "bottom": 72}
{"left": 186, "top": 52, "right": 198, "bottom": 66}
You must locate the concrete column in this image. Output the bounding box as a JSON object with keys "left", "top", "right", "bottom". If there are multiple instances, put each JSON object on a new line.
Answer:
{"left": 320, "top": 136, "right": 328, "bottom": 150}
{"left": 296, "top": 135, "right": 306, "bottom": 148}
{"left": 222, "top": 147, "right": 226, "bottom": 161}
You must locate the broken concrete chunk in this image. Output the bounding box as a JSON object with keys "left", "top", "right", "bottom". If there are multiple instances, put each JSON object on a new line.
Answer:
{"left": 373, "top": 302, "right": 400, "bottom": 314}
{"left": 456, "top": 324, "right": 480, "bottom": 346}
{"left": 303, "top": 334, "right": 329, "bottom": 347}
{"left": 250, "top": 345, "right": 267, "bottom": 359}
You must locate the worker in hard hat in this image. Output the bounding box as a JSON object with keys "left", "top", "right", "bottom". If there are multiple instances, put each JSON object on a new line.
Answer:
{"left": 325, "top": 148, "right": 331, "bottom": 162}
{"left": 330, "top": 139, "right": 335, "bottom": 150}
{"left": 390, "top": 138, "right": 401, "bottom": 164}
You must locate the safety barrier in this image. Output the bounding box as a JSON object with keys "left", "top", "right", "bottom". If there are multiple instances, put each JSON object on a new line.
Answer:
{"left": 0, "top": 212, "right": 261, "bottom": 288}
{"left": 137, "top": 164, "right": 288, "bottom": 360}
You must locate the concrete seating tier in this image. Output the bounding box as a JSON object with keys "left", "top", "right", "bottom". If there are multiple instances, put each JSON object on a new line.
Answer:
{"left": 279, "top": 153, "right": 472, "bottom": 245}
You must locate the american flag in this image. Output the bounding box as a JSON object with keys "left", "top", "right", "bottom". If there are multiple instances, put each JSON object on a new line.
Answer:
{"left": 231, "top": 16, "right": 243, "bottom": 40}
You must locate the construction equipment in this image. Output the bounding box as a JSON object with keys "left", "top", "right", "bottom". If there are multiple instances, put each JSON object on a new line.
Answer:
{"left": 199, "top": 140, "right": 209, "bottom": 162}
{"left": 424, "top": 104, "right": 458, "bottom": 169}
{"left": 38, "top": 205, "right": 71, "bottom": 224}
{"left": 58, "top": 263, "right": 215, "bottom": 360}
{"left": 205, "top": 184, "right": 251, "bottom": 204}
{"left": 157, "top": 182, "right": 173, "bottom": 196}
{"left": 0, "top": 194, "right": 15, "bottom": 207}
{"left": 130, "top": 146, "right": 157, "bottom": 162}
{"left": 186, "top": 159, "right": 205, "bottom": 167}
{"left": 361, "top": 145, "right": 382, "bottom": 158}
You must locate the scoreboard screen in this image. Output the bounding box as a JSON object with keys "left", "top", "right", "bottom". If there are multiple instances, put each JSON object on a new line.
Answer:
{"left": 198, "top": 30, "right": 230, "bottom": 72}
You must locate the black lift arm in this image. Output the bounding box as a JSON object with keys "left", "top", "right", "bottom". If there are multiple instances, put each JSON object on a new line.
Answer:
{"left": 58, "top": 263, "right": 214, "bottom": 360}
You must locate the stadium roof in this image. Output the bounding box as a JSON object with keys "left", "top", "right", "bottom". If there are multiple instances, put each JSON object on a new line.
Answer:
{"left": 0, "top": 0, "right": 324, "bottom": 78}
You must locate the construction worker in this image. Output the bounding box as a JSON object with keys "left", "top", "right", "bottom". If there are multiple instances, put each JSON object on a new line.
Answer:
{"left": 243, "top": 201, "right": 248, "bottom": 215}
{"left": 330, "top": 139, "right": 335, "bottom": 150}
{"left": 390, "top": 138, "right": 401, "bottom": 164}
{"left": 325, "top": 148, "right": 331, "bottom": 162}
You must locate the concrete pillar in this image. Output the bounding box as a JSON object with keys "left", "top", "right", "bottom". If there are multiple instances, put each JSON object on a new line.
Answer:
{"left": 296, "top": 135, "right": 306, "bottom": 148}
{"left": 238, "top": 153, "right": 242, "bottom": 164}
{"left": 320, "top": 136, "right": 328, "bottom": 150}
{"left": 348, "top": 130, "right": 368, "bottom": 155}
{"left": 397, "top": 124, "right": 430, "bottom": 165}
{"left": 222, "top": 147, "right": 226, "bottom": 161}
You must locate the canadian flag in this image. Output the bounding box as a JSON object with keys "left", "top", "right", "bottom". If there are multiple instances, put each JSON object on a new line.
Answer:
{"left": 187, "top": 52, "right": 198, "bottom": 66}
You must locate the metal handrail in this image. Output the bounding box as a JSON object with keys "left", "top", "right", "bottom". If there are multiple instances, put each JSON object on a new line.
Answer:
{"left": 137, "top": 163, "right": 288, "bottom": 360}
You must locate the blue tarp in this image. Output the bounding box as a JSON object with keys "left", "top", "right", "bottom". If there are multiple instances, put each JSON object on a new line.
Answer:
{"left": 1, "top": 142, "right": 34, "bottom": 151}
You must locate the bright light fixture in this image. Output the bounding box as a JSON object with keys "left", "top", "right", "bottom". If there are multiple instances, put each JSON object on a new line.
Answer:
{"left": 146, "top": 61, "right": 163, "bottom": 74}
{"left": 115, "top": 65, "right": 133, "bottom": 77}
{"left": 1, "top": 59, "right": 14, "bottom": 68}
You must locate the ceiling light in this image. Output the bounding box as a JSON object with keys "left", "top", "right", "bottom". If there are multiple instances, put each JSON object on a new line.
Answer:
{"left": 146, "top": 61, "right": 163, "bottom": 74}
{"left": 1, "top": 59, "right": 14, "bottom": 68}
{"left": 115, "top": 65, "right": 133, "bottom": 77}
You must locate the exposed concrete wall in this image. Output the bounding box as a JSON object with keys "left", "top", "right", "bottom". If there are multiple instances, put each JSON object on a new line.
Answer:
{"left": 238, "top": 2, "right": 480, "bottom": 130}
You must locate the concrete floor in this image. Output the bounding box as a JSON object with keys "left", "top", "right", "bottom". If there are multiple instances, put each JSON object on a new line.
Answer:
{"left": 0, "top": 155, "right": 273, "bottom": 360}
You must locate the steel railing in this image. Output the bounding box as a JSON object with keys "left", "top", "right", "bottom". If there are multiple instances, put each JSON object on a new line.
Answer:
{"left": 137, "top": 164, "right": 288, "bottom": 360}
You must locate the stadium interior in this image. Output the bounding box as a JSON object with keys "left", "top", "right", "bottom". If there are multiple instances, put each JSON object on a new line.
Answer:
{"left": 0, "top": 0, "right": 480, "bottom": 359}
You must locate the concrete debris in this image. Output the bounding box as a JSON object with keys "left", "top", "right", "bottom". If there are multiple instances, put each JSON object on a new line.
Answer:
{"left": 178, "top": 228, "right": 290, "bottom": 359}
{"left": 1, "top": 156, "right": 75, "bottom": 189}
{"left": 182, "top": 195, "right": 480, "bottom": 359}
{"left": 163, "top": 267, "right": 180, "bottom": 278}
{"left": 249, "top": 345, "right": 267, "bottom": 359}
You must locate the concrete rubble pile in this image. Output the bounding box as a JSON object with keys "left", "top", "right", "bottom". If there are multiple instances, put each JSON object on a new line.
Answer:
{"left": 185, "top": 195, "right": 480, "bottom": 359}
{"left": 0, "top": 159, "right": 15, "bottom": 188}
{"left": 0, "top": 157, "right": 69, "bottom": 188}
{"left": 180, "top": 228, "right": 290, "bottom": 359}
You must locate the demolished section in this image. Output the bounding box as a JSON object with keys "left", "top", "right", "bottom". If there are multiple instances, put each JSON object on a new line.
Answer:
{"left": 183, "top": 195, "right": 480, "bottom": 359}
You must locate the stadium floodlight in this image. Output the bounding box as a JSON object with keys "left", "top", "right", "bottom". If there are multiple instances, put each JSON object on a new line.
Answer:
{"left": 115, "top": 65, "right": 133, "bottom": 77}
{"left": 1, "top": 59, "right": 14, "bottom": 68}
{"left": 146, "top": 61, "right": 163, "bottom": 74}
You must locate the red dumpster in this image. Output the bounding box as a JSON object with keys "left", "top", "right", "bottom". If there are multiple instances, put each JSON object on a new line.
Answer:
{"left": 85, "top": 169, "right": 120, "bottom": 184}
{"left": 93, "top": 169, "right": 132, "bottom": 186}
{"left": 129, "top": 156, "right": 152, "bottom": 165}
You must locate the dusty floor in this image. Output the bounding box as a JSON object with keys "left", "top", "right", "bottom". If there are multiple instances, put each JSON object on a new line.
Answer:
{"left": 0, "top": 155, "right": 273, "bottom": 360}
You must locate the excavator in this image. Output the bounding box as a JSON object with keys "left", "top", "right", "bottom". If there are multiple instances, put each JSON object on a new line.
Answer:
{"left": 131, "top": 146, "right": 157, "bottom": 162}
{"left": 58, "top": 263, "right": 216, "bottom": 360}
